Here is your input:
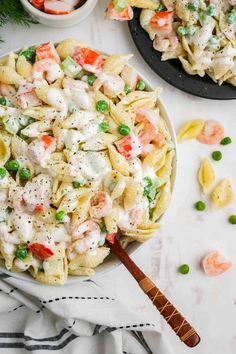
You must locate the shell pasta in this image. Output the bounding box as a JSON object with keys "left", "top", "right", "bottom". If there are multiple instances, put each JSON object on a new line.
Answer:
{"left": 0, "top": 39, "right": 174, "bottom": 284}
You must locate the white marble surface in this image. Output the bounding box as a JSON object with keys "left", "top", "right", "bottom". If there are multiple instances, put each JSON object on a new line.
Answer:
{"left": 1, "top": 1, "right": 236, "bottom": 353}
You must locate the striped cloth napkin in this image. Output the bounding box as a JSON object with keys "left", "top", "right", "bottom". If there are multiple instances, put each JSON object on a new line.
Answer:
{"left": 0, "top": 272, "right": 174, "bottom": 354}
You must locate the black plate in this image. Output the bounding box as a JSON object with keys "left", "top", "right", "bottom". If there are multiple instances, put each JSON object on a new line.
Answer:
{"left": 128, "top": 8, "right": 236, "bottom": 100}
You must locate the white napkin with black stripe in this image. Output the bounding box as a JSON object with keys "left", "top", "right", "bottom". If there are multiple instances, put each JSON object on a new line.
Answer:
{"left": 0, "top": 271, "right": 174, "bottom": 354}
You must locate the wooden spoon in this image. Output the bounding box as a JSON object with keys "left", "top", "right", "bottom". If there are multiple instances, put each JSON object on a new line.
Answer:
{"left": 106, "top": 233, "right": 201, "bottom": 348}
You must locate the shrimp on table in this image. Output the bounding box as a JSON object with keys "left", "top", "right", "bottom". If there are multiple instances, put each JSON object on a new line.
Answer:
{"left": 93, "top": 72, "right": 125, "bottom": 98}
{"left": 202, "top": 250, "right": 232, "bottom": 276}
{"left": 197, "top": 120, "right": 224, "bottom": 145}
{"left": 136, "top": 108, "right": 165, "bottom": 147}
{"left": 32, "top": 59, "right": 63, "bottom": 84}
{"left": 89, "top": 191, "right": 112, "bottom": 219}
{"left": 68, "top": 220, "right": 101, "bottom": 257}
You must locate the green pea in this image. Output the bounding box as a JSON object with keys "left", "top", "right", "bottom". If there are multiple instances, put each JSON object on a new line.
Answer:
{"left": 228, "top": 215, "right": 236, "bottom": 224}
{"left": 16, "top": 248, "right": 28, "bottom": 260}
{"left": 124, "top": 84, "right": 132, "bottom": 95}
{"left": 220, "top": 137, "right": 232, "bottom": 145}
{"left": 212, "top": 151, "right": 222, "bottom": 161}
{"left": 156, "top": 4, "right": 167, "bottom": 12}
{"left": 21, "top": 47, "right": 36, "bottom": 63}
{"left": 0, "top": 167, "right": 6, "bottom": 180}
{"left": 177, "top": 26, "right": 188, "bottom": 36}
{"left": 187, "top": 25, "right": 197, "bottom": 36}
{"left": 96, "top": 100, "right": 109, "bottom": 113}
{"left": 73, "top": 181, "right": 81, "bottom": 188}
{"left": 136, "top": 80, "right": 146, "bottom": 91}
{"left": 99, "top": 121, "right": 109, "bottom": 132}
{"left": 210, "top": 35, "right": 220, "bottom": 45}
{"left": 5, "top": 159, "right": 20, "bottom": 171}
{"left": 195, "top": 201, "right": 206, "bottom": 211}
{"left": 226, "top": 11, "right": 236, "bottom": 24}
{"left": 178, "top": 264, "right": 190, "bottom": 275}
{"left": 187, "top": 2, "right": 198, "bottom": 11}
{"left": 87, "top": 75, "right": 97, "bottom": 86}
{"left": 0, "top": 97, "right": 10, "bottom": 106}
{"left": 19, "top": 168, "right": 31, "bottom": 181}
{"left": 118, "top": 124, "right": 131, "bottom": 136}
{"left": 55, "top": 210, "right": 65, "bottom": 221}
{"left": 206, "top": 4, "right": 215, "bottom": 16}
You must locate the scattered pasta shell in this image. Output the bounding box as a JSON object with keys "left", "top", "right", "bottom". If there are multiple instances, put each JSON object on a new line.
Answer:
{"left": 211, "top": 179, "right": 234, "bottom": 208}
{"left": 198, "top": 158, "right": 215, "bottom": 194}
{"left": 177, "top": 119, "right": 205, "bottom": 142}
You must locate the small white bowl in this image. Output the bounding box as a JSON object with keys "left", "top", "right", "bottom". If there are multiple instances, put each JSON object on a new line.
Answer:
{"left": 20, "top": 0, "right": 98, "bottom": 28}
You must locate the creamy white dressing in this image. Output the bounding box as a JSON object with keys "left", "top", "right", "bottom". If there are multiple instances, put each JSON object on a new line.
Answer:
{"left": 46, "top": 88, "right": 67, "bottom": 112}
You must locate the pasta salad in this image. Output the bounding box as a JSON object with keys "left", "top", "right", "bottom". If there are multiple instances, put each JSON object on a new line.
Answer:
{"left": 0, "top": 39, "right": 174, "bottom": 284}
{"left": 106, "top": 0, "right": 236, "bottom": 86}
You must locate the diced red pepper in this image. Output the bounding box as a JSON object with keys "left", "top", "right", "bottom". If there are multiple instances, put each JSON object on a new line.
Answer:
{"left": 41, "top": 135, "right": 55, "bottom": 149}
{"left": 115, "top": 136, "right": 132, "bottom": 159}
{"left": 30, "top": 0, "right": 45, "bottom": 10}
{"left": 73, "top": 47, "right": 104, "bottom": 73}
{"left": 106, "top": 233, "right": 116, "bottom": 244}
{"left": 44, "top": 0, "right": 73, "bottom": 15}
{"left": 150, "top": 11, "right": 174, "bottom": 31}
{"left": 36, "top": 42, "right": 60, "bottom": 63}
{"left": 106, "top": 2, "right": 134, "bottom": 21}
{"left": 34, "top": 204, "right": 45, "bottom": 213}
{"left": 29, "top": 243, "right": 54, "bottom": 260}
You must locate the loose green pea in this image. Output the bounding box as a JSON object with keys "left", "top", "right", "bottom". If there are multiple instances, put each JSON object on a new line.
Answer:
{"left": 227, "top": 11, "right": 236, "bottom": 24}
{"left": 124, "top": 84, "right": 132, "bottom": 95}
{"left": 99, "top": 121, "right": 109, "bottom": 132}
{"left": 178, "top": 264, "right": 190, "bottom": 275}
{"left": 55, "top": 210, "right": 65, "bottom": 221}
{"left": 206, "top": 4, "right": 215, "bottom": 16}
{"left": 73, "top": 181, "right": 81, "bottom": 188}
{"left": 19, "top": 168, "right": 31, "bottom": 181}
{"left": 87, "top": 75, "right": 97, "bottom": 86}
{"left": 118, "top": 124, "right": 131, "bottom": 136}
{"left": 228, "top": 215, "right": 236, "bottom": 224}
{"left": 212, "top": 151, "right": 222, "bottom": 161}
{"left": 0, "top": 97, "right": 9, "bottom": 106}
{"left": 195, "top": 201, "right": 206, "bottom": 211}
{"left": 16, "top": 248, "right": 28, "bottom": 260}
{"left": 0, "top": 167, "right": 6, "bottom": 180}
{"left": 136, "top": 80, "right": 146, "bottom": 91}
{"left": 221, "top": 137, "right": 232, "bottom": 145}
{"left": 5, "top": 159, "right": 20, "bottom": 171}
{"left": 96, "top": 100, "right": 109, "bottom": 113}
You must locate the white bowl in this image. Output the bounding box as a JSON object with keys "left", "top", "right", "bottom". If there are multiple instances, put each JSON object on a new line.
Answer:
{"left": 0, "top": 42, "right": 177, "bottom": 285}
{"left": 20, "top": 0, "right": 98, "bottom": 28}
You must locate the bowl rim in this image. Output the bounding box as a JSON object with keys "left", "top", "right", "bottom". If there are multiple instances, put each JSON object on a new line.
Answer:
{"left": 0, "top": 41, "right": 177, "bottom": 285}
{"left": 20, "top": 0, "right": 96, "bottom": 20}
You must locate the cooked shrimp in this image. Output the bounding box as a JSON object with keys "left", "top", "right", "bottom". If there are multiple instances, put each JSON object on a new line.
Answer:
{"left": 68, "top": 220, "right": 101, "bottom": 257}
{"left": 93, "top": 72, "right": 125, "bottom": 98}
{"left": 89, "top": 191, "right": 112, "bottom": 219}
{"left": 136, "top": 108, "right": 165, "bottom": 147}
{"left": 154, "top": 34, "right": 179, "bottom": 52}
{"left": 202, "top": 250, "right": 232, "bottom": 276}
{"left": 16, "top": 83, "right": 41, "bottom": 109}
{"left": 197, "top": 120, "right": 224, "bottom": 145}
{"left": 32, "top": 58, "right": 63, "bottom": 84}
{"left": 129, "top": 205, "right": 143, "bottom": 228}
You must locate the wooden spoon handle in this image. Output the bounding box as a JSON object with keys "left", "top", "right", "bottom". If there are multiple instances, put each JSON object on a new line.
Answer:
{"left": 107, "top": 236, "right": 200, "bottom": 348}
